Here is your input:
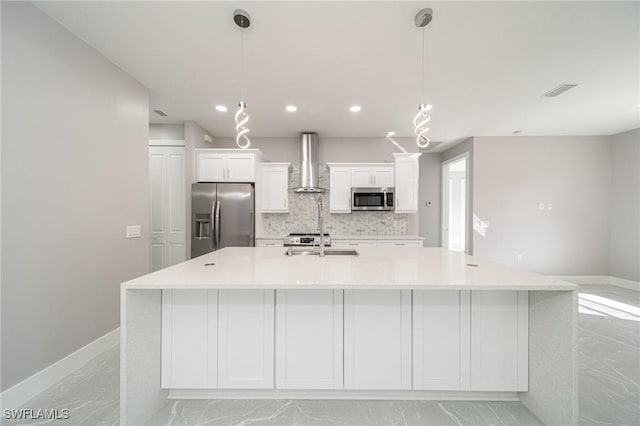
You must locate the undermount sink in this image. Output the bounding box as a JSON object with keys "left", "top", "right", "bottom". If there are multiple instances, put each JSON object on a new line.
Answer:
{"left": 285, "top": 248, "right": 359, "bottom": 257}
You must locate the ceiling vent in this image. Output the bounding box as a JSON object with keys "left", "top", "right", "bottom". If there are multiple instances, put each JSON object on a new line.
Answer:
{"left": 540, "top": 84, "right": 578, "bottom": 98}
{"left": 153, "top": 109, "right": 168, "bottom": 117}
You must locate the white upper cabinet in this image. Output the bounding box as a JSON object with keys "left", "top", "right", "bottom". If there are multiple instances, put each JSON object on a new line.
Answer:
{"left": 351, "top": 165, "right": 394, "bottom": 188}
{"left": 196, "top": 149, "right": 261, "bottom": 182}
{"left": 328, "top": 166, "right": 352, "bottom": 213}
{"left": 258, "top": 163, "right": 290, "bottom": 213}
{"left": 394, "top": 153, "right": 421, "bottom": 213}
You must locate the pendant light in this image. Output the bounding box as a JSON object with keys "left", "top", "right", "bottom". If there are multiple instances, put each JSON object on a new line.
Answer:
{"left": 413, "top": 8, "right": 433, "bottom": 149}
{"left": 234, "top": 9, "right": 251, "bottom": 149}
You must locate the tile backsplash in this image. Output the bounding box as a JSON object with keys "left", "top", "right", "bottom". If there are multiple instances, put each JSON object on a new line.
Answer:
{"left": 261, "top": 166, "right": 408, "bottom": 236}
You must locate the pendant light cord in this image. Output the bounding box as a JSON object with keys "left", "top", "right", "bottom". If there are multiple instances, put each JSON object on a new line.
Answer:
{"left": 421, "top": 27, "right": 425, "bottom": 105}
{"left": 240, "top": 26, "right": 245, "bottom": 103}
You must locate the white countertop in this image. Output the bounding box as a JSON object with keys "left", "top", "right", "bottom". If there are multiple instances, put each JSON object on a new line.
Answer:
{"left": 255, "top": 235, "right": 424, "bottom": 240}
{"left": 122, "top": 247, "right": 576, "bottom": 291}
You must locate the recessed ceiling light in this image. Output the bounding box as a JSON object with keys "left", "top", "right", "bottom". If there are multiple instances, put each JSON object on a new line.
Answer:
{"left": 349, "top": 105, "right": 361, "bottom": 113}
{"left": 286, "top": 105, "right": 297, "bottom": 112}
{"left": 215, "top": 105, "right": 228, "bottom": 112}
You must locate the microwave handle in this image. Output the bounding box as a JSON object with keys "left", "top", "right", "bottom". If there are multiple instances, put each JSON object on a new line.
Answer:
{"left": 382, "top": 189, "right": 387, "bottom": 208}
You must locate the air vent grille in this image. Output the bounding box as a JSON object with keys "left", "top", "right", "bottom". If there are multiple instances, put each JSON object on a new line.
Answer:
{"left": 541, "top": 84, "right": 578, "bottom": 98}
{"left": 153, "top": 109, "right": 168, "bottom": 117}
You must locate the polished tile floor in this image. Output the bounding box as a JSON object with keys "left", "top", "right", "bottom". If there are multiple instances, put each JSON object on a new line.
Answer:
{"left": 5, "top": 284, "right": 639, "bottom": 426}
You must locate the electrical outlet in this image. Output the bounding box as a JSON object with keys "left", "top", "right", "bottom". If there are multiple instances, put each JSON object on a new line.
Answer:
{"left": 547, "top": 203, "right": 553, "bottom": 210}
{"left": 126, "top": 225, "right": 141, "bottom": 238}
{"left": 538, "top": 203, "right": 545, "bottom": 211}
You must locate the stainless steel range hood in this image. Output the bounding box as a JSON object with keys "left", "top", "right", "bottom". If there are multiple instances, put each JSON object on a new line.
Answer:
{"left": 292, "top": 132, "right": 326, "bottom": 193}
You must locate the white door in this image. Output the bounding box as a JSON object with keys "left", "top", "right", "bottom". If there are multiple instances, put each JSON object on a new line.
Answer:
{"left": 395, "top": 157, "right": 419, "bottom": 213}
{"left": 275, "top": 290, "right": 343, "bottom": 389}
{"left": 197, "top": 153, "right": 226, "bottom": 182}
{"left": 442, "top": 155, "right": 468, "bottom": 253}
{"left": 329, "top": 167, "right": 352, "bottom": 213}
{"left": 470, "top": 291, "right": 528, "bottom": 391}
{"left": 371, "top": 167, "right": 394, "bottom": 187}
{"left": 413, "top": 290, "right": 471, "bottom": 390}
{"left": 226, "top": 154, "right": 255, "bottom": 182}
{"left": 218, "top": 290, "right": 275, "bottom": 389}
{"left": 161, "top": 289, "right": 217, "bottom": 389}
{"left": 351, "top": 167, "right": 372, "bottom": 187}
{"left": 259, "top": 164, "right": 289, "bottom": 213}
{"left": 344, "top": 290, "right": 412, "bottom": 389}
{"left": 150, "top": 146, "right": 186, "bottom": 271}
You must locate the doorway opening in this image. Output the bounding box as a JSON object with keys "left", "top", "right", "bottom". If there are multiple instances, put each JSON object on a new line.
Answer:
{"left": 442, "top": 154, "right": 469, "bottom": 253}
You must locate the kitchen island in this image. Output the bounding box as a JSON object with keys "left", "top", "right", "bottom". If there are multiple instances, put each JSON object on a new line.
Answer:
{"left": 120, "top": 247, "right": 577, "bottom": 425}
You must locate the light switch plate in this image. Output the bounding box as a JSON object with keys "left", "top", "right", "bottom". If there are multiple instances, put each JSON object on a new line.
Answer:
{"left": 126, "top": 225, "right": 142, "bottom": 238}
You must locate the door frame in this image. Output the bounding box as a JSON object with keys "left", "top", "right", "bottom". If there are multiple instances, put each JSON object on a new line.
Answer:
{"left": 441, "top": 152, "right": 470, "bottom": 254}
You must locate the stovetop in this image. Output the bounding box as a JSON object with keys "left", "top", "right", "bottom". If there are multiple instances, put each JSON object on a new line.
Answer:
{"left": 284, "top": 233, "right": 331, "bottom": 247}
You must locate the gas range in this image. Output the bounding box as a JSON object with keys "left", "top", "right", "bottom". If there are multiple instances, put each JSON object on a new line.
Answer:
{"left": 283, "top": 233, "right": 331, "bottom": 247}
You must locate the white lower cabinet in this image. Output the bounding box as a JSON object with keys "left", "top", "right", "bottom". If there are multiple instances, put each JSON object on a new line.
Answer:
{"left": 331, "top": 239, "right": 377, "bottom": 248}
{"left": 413, "top": 290, "right": 471, "bottom": 390}
{"left": 256, "top": 239, "right": 284, "bottom": 247}
{"left": 470, "top": 291, "right": 528, "bottom": 391}
{"left": 344, "top": 290, "right": 412, "bottom": 389}
{"left": 218, "top": 290, "right": 275, "bottom": 389}
{"left": 275, "top": 290, "right": 343, "bottom": 389}
{"left": 161, "top": 289, "right": 218, "bottom": 389}
{"left": 376, "top": 240, "right": 423, "bottom": 248}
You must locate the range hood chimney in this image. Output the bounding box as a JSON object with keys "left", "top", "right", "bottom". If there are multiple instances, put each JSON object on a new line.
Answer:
{"left": 292, "top": 132, "right": 326, "bottom": 193}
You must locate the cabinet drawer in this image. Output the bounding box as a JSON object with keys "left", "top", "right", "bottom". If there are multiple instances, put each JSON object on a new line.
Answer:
{"left": 256, "top": 240, "right": 284, "bottom": 247}
{"left": 332, "top": 239, "right": 377, "bottom": 248}
{"left": 376, "top": 240, "right": 423, "bottom": 248}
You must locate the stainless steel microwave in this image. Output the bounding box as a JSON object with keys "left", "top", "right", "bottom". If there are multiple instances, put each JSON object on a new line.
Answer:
{"left": 351, "top": 187, "right": 395, "bottom": 211}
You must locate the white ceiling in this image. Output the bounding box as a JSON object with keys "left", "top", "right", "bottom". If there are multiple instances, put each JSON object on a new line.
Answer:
{"left": 35, "top": 1, "right": 639, "bottom": 148}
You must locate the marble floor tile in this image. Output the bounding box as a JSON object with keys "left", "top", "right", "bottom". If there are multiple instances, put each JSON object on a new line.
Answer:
{"left": 5, "top": 284, "right": 638, "bottom": 425}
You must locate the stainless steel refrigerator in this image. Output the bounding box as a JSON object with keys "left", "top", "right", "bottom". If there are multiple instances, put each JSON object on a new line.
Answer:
{"left": 191, "top": 183, "right": 255, "bottom": 258}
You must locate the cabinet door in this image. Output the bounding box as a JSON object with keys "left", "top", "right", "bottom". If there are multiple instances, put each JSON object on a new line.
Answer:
{"left": 256, "top": 239, "right": 284, "bottom": 247}
{"left": 344, "top": 290, "right": 412, "bottom": 389}
{"left": 227, "top": 154, "right": 255, "bottom": 182}
{"left": 275, "top": 290, "right": 343, "bottom": 389}
{"left": 150, "top": 146, "right": 186, "bottom": 271}
{"left": 413, "top": 290, "right": 471, "bottom": 390}
{"left": 331, "top": 239, "right": 377, "bottom": 248}
{"left": 351, "top": 167, "right": 372, "bottom": 187}
{"left": 197, "top": 153, "right": 226, "bottom": 182}
{"left": 470, "top": 291, "right": 528, "bottom": 391}
{"left": 395, "top": 158, "right": 419, "bottom": 213}
{"left": 376, "top": 240, "right": 423, "bottom": 248}
{"left": 329, "top": 167, "right": 352, "bottom": 213}
{"left": 218, "top": 290, "right": 275, "bottom": 389}
{"left": 161, "top": 290, "right": 217, "bottom": 389}
{"left": 371, "top": 166, "right": 394, "bottom": 187}
{"left": 259, "top": 165, "right": 289, "bottom": 213}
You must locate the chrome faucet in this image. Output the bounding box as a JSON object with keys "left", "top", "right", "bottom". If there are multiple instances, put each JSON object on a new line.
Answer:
{"left": 317, "top": 195, "right": 325, "bottom": 257}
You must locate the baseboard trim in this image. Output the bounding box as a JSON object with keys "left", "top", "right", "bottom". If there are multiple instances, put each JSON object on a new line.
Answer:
{"left": 168, "top": 389, "right": 519, "bottom": 401}
{"left": 552, "top": 275, "right": 640, "bottom": 291}
{"left": 0, "top": 328, "right": 120, "bottom": 410}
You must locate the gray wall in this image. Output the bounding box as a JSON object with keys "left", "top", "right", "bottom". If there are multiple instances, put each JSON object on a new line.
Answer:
{"left": 418, "top": 153, "right": 442, "bottom": 247}
{"left": 149, "top": 123, "right": 185, "bottom": 140}
{"left": 609, "top": 128, "right": 640, "bottom": 281}
{"left": 1, "top": 2, "right": 150, "bottom": 391}
{"left": 472, "top": 136, "right": 611, "bottom": 275}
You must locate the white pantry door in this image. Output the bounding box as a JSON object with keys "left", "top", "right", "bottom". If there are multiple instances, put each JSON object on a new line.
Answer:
{"left": 150, "top": 146, "right": 186, "bottom": 271}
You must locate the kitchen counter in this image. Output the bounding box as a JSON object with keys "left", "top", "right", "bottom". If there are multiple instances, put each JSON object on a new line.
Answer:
{"left": 122, "top": 247, "right": 574, "bottom": 291}
{"left": 255, "top": 235, "right": 425, "bottom": 240}
{"left": 120, "top": 247, "right": 578, "bottom": 426}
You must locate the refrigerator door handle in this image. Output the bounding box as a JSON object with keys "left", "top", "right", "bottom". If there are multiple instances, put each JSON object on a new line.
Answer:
{"left": 210, "top": 200, "right": 216, "bottom": 250}
{"left": 214, "top": 200, "right": 221, "bottom": 250}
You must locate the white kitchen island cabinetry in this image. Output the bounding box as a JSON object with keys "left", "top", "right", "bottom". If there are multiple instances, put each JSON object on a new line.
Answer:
{"left": 275, "top": 290, "right": 343, "bottom": 389}
{"left": 217, "top": 289, "right": 275, "bottom": 389}
{"left": 196, "top": 149, "right": 262, "bottom": 182}
{"left": 344, "top": 290, "right": 411, "bottom": 390}
{"left": 160, "top": 289, "right": 217, "bottom": 389}
{"left": 122, "top": 247, "right": 578, "bottom": 426}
